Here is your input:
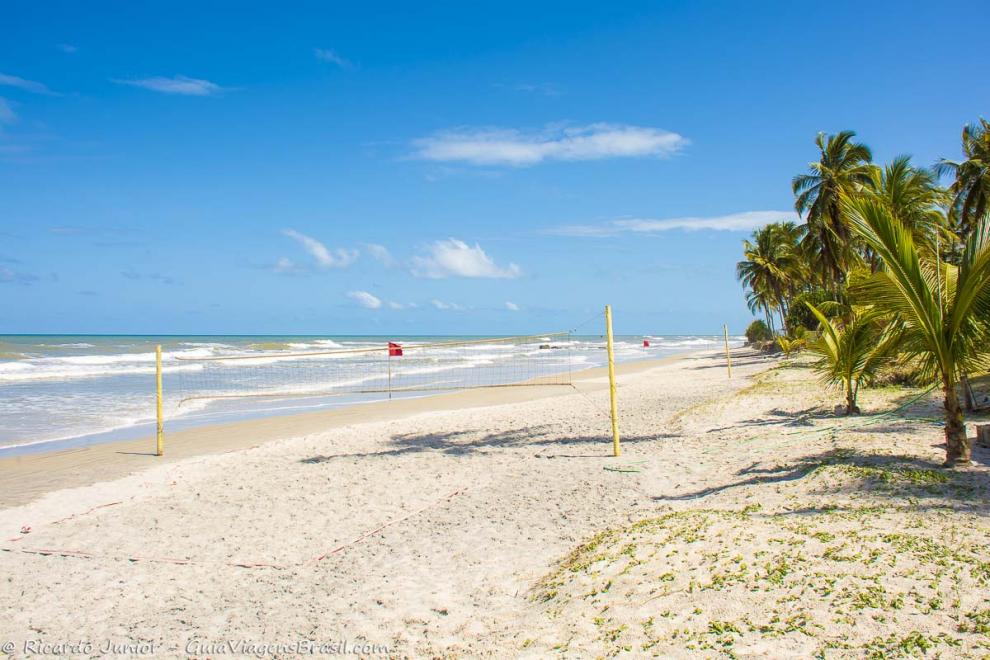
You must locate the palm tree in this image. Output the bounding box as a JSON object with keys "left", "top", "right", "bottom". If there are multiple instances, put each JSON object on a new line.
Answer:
{"left": 845, "top": 197, "right": 990, "bottom": 466}
{"left": 776, "top": 335, "right": 807, "bottom": 357}
{"left": 773, "top": 221, "right": 809, "bottom": 312}
{"left": 871, "top": 155, "right": 950, "bottom": 255}
{"left": 793, "top": 131, "right": 875, "bottom": 286}
{"left": 805, "top": 304, "right": 898, "bottom": 415}
{"left": 935, "top": 118, "right": 990, "bottom": 241}
{"left": 745, "top": 289, "right": 777, "bottom": 334}
{"left": 736, "top": 222, "right": 804, "bottom": 331}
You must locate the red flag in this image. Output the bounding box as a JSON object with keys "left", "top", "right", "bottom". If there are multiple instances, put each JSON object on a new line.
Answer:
{"left": 643, "top": 340, "right": 650, "bottom": 347}
{"left": 388, "top": 342, "right": 403, "bottom": 357}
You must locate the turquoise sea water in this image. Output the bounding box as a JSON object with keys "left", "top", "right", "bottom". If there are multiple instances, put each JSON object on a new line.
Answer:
{"left": 0, "top": 334, "right": 741, "bottom": 455}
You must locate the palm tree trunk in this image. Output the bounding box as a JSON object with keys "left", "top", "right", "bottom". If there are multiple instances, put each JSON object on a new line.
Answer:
{"left": 960, "top": 374, "right": 976, "bottom": 412}
{"left": 942, "top": 377, "right": 971, "bottom": 466}
{"left": 845, "top": 382, "right": 860, "bottom": 415}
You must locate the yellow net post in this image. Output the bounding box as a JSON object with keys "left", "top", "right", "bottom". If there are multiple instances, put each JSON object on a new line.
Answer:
{"left": 156, "top": 344, "right": 164, "bottom": 456}
{"left": 723, "top": 324, "right": 733, "bottom": 379}
{"left": 605, "top": 305, "right": 620, "bottom": 457}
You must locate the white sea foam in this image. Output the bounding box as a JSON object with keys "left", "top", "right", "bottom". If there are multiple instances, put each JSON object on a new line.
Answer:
{"left": 0, "top": 334, "right": 726, "bottom": 451}
{"left": 39, "top": 342, "right": 97, "bottom": 349}
{"left": 0, "top": 348, "right": 212, "bottom": 383}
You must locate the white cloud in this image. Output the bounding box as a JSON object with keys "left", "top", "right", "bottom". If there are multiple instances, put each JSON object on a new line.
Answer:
{"left": 111, "top": 75, "right": 225, "bottom": 96}
{"left": 505, "top": 301, "right": 520, "bottom": 311}
{"left": 57, "top": 44, "right": 78, "bottom": 54}
{"left": 282, "top": 229, "right": 358, "bottom": 268}
{"left": 493, "top": 82, "right": 561, "bottom": 96}
{"left": 272, "top": 257, "right": 299, "bottom": 274}
{"left": 0, "top": 266, "right": 39, "bottom": 285}
{"left": 347, "top": 290, "right": 381, "bottom": 309}
{"left": 0, "top": 73, "right": 56, "bottom": 95}
{"left": 314, "top": 48, "right": 351, "bottom": 68}
{"left": 410, "top": 123, "right": 687, "bottom": 167}
{"left": 410, "top": 239, "right": 521, "bottom": 279}
{"left": 0, "top": 98, "right": 15, "bottom": 124}
{"left": 431, "top": 299, "right": 463, "bottom": 311}
{"left": 387, "top": 301, "right": 416, "bottom": 310}
{"left": 364, "top": 243, "right": 396, "bottom": 267}
{"left": 552, "top": 211, "right": 798, "bottom": 237}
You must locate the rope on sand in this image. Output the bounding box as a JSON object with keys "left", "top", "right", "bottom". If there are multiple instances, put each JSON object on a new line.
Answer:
{"left": 779, "top": 384, "right": 940, "bottom": 438}
{"left": 692, "top": 384, "right": 944, "bottom": 458}
{"left": 6, "top": 501, "right": 124, "bottom": 543}
{"left": 604, "top": 460, "right": 647, "bottom": 474}
{"left": 1, "top": 487, "right": 468, "bottom": 571}
{"left": 728, "top": 385, "right": 942, "bottom": 453}
{"left": 308, "top": 486, "right": 467, "bottom": 564}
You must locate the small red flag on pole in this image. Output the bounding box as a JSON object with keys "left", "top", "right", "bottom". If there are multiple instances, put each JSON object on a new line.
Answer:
{"left": 643, "top": 339, "right": 650, "bottom": 347}
{"left": 388, "top": 342, "right": 403, "bottom": 357}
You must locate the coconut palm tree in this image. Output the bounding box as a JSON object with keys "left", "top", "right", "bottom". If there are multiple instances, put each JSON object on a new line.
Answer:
{"left": 772, "top": 221, "right": 809, "bottom": 310}
{"left": 793, "top": 131, "right": 875, "bottom": 286}
{"left": 935, "top": 118, "right": 990, "bottom": 241}
{"left": 745, "top": 289, "right": 777, "bottom": 334}
{"left": 871, "top": 155, "right": 950, "bottom": 255}
{"left": 736, "top": 222, "right": 804, "bottom": 331}
{"left": 845, "top": 197, "right": 990, "bottom": 466}
{"left": 805, "top": 304, "right": 899, "bottom": 415}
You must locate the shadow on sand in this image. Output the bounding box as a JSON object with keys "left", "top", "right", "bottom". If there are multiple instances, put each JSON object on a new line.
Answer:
{"left": 712, "top": 386, "right": 949, "bottom": 435}
{"left": 655, "top": 446, "right": 990, "bottom": 513}
{"left": 301, "top": 424, "right": 679, "bottom": 462}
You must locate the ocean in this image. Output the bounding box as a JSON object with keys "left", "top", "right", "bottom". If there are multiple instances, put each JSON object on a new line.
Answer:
{"left": 0, "top": 334, "right": 742, "bottom": 455}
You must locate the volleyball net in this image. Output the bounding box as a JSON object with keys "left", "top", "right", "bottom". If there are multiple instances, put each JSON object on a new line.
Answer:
{"left": 168, "top": 332, "right": 577, "bottom": 408}
{"left": 142, "top": 309, "right": 738, "bottom": 456}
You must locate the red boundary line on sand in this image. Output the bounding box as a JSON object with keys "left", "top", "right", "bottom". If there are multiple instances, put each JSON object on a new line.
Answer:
{"left": 1, "top": 488, "right": 468, "bottom": 570}
{"left": 6, "top": 501, "right": 124, "bottom": 543}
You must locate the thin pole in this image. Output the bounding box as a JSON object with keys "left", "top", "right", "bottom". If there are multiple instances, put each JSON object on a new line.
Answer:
{"left": 156, "top": 344, "right": 164, "bottom": 456}
{"left": 605, "top": 305, "right": 620, "bottom": 457}
{"left": 723, "top": 324, "right": 733, "bottom": 379}
{"left": 387, "top": 353, "right": 392, "bottom": 400}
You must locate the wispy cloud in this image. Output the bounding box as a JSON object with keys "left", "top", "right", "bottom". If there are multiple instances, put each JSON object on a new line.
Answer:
{"left": 282, "top": 229, "right": 358, "bottom": 268}
{"left": 47, "top": 226, "right": 139, "bottom": 243}
{"left": 364, "top": 243, "right": 396, "bottom": 267}
{"left": 0, "top": 73, "right": 57, "bottom": 96}
{"left": 347, "top": 290, "right": 381, "bottom": 309}
{"left": 0, "top": 98, "right": 15, "bottom": 125}
{"left": 410, "top": 239, "right": 521, "bottom": 279}
{"left": 551, "top": 211, "right": 798, "bottom": 237}
{"left": 121, "top": 269, "right": 176, "bottom": 285}
{"left": 431, "top": 299, "right": 463, "bottom": 311}
{"left": 314, "top": 48, "right": 351, "bottom": 68}
{"left": 505, "top": 301, "right": 520, "bottom": 311}
{"left": 49, "top": 226, "right": 87, "bottom": 235}
{"left": 57, "top": 43, "right": 78, "bottom": 54}
{"left": 111, "top": 75, "right": 226, "bottom": 96}
{"left": 493, "top": 82, "right": 561, "bottom": 96}
{"left": 0, "top": 266, "right": 39, "bottom": 285}
{"left": 410, "top": 123, "right": 687, "bottom": 167}
{"left": 387, "top": 301, "right": 416, "bottom": 310}
{"left": 272, "top": 257, "right": 302, "bottom": 274}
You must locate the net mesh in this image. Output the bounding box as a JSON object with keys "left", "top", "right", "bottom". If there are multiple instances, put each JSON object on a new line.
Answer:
{"left": 169, "top": 332, "right": 574, "bottom": 407}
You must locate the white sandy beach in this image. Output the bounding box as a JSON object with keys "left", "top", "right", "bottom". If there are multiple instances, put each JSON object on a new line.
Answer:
{"left": 1, "top": 348, "right": 988, "bottom": 657}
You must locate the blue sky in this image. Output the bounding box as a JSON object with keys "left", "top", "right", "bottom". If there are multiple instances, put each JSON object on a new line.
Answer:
{"left": 1, "top": 1, "right": 988, "bottom": 335}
